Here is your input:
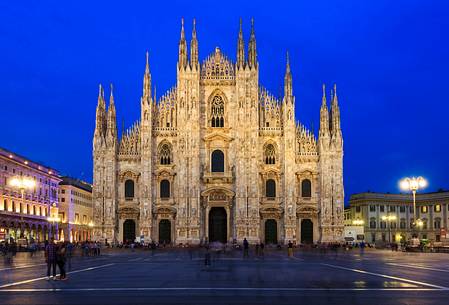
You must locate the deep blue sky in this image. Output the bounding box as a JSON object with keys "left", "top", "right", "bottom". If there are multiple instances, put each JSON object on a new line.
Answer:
{"left": 1, "top": 1, "right": 448, "bottom": 202}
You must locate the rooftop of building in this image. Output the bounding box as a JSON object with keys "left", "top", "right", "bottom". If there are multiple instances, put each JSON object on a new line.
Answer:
{"left": 59, "top": 176, "right": 93, "bottom": 193}
{"left": 349, "top": 189, "right": 449, "bottom": 204}
{"left": 0, "top": 146, "right": 60, "bottom": 177}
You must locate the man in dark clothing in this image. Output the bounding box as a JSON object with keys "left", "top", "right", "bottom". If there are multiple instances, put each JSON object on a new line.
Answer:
{"left": 45, "top": 238, "right": 57, "bottom": 280}
{"left": 57, "top": 243, "right": 67, "bottom": 280}
{"left": 243, "top": 238, "right": 249, "bottom": 259}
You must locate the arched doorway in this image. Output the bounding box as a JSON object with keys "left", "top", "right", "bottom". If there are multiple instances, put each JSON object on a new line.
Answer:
{"left": 265, "top": 219, "right": 277, "bottom": 244}
{"left": 301, "top": 219, "right": 313, "bottom": 244}
{"left": 159, "top": 219, "right": 171, "bottom": 244}
{"left": 209, "top": 207, "right": 227, "bottom": 243}
{"left": 123, "top": 219, "right": 136, "bottom": 243}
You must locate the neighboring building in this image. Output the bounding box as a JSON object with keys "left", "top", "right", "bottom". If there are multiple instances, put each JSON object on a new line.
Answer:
{"left": 92, "top": 19, "right": 344, "bottom": 245}
{"left": 0, "top": 147, "right": 61, "bottom": 243}
{"left": 58, "top": 177, "right": 93, "bottom": 242}
{"left": 348, "top": 191, "right": 449, "bottom": 243}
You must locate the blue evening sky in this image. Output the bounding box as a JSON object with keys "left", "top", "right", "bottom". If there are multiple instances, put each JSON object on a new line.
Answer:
{"left": 1, "top": 1, "right": 448, "bottom": 203}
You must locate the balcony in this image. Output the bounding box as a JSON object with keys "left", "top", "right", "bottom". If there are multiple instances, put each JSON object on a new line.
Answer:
{"left": 202, "top": 171, "right": 233, "bottom": 184}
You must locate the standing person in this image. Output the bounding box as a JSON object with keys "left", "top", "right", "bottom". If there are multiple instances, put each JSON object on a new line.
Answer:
{"left": 288, "top": 240, "right": 293, "bottom": 258}
{"left": 56, "top": 243, "right": 67, "bottom": 280}
{"left": 259, "top": 242, "right": 265, "bottom": 259}
{"left": 255, "top": 243, "right": 260, "bottom": 258}
{"left": 243, "top": 238, "right": 249, "bottom": 259}
{"left": 45, "top": 238, "right": 57, "bottom": 280}
{"left": 66, "top": 242, "right": 73, "bottom": 272}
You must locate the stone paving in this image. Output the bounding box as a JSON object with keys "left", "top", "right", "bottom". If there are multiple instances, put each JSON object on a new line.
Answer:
{"left": 1, "top": 247, "right": 449, "bottom": 304}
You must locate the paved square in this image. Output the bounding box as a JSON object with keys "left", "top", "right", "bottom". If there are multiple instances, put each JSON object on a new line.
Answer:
{"left": 1, "top": 248, "right": 449, "bottom": 304}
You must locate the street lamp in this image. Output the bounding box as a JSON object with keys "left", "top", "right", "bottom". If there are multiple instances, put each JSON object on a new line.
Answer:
{"left": 381, "top": 214, "right": 397, "bottom": 243}
{"left": 400, "top": 176, "right": 427, "bottom": 229}
{"left": 352, "top": 219, "right": 365, "bottom": 226}
{"left": 47, "top": 203, "right": 61, "bottom": 240}
{"left": 8, "top": 177, "right": 36, "bottom": 240}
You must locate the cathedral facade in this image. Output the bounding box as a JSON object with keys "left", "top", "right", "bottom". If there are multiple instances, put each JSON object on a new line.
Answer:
{"left": 92, "top": 19, "right": 344, "bottom": 245}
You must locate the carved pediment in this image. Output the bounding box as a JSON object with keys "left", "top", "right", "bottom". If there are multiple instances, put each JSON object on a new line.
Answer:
{"left": 203, "top": 131, "right": 233, "bottom": 143}
{"left": 154, "top": 206, "right": 177, "bottom": 215}
{"left": 201, "top": 186, "right": 235, "bottom": 198}
{"left": 119, "top": 170, "right": 141, "bottom": 182}
{"left": 155, "top": 166, "right": 176, "bottom": 177}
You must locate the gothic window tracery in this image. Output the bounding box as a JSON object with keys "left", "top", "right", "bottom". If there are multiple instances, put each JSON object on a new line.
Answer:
{"left": 264, "top": 144, "right": 276, "bottom": 165}
{"left": 159, "top": 143, "right": 172, "bottom": 165}
{"left": 211, "top": 96, "right": 224, "bottom": 127}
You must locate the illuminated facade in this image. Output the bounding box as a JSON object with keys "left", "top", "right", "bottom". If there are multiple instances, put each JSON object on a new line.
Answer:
{"left": 58, "top": 177, "right": 93, "bottom": 242}
{"left": 348, "top": 191, "right": 449, "bottom": 243}
{"left": 0, "top": 147, "right": 61, "bottom": 243}
{"left": 92, "top": 20, "right": 344, "bottom": 245}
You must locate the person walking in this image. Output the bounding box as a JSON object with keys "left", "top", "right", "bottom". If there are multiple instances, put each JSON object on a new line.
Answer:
{"left": 56, "top": 242, "right": 67, "bottom": 280}
{"left": 288, "top": 240, "right": 293, "bottom": 258}
{"left": 255, "top": 243, "right": 260, "bottom": 258}
{"left": 66, "top": 242, "right": 73, "bottom": 271}
{"left": 243, "top": 238, "right": 249, "bottom": 259}
{"left": 45, "top": 238, "right": 57, "bottom": 280}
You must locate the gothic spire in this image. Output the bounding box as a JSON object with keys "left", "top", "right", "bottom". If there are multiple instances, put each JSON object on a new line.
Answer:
{"left": 248, "top": 18, "right": 257, "bottom": 69}
{"left": 331, "top": 84, "right": 341, "bottom": 136}
{"left": 178, "top": 18, "right": 187, "bottom": 69}
{"left": 107, "top": 84, "right": 117, "bottom": 139}
{"left": 237, "top": 18, "right": 245, "bottom": 69}
{"left": 190, "top": 18, "right": 198, "bottom": 69}
{"left": 319, "top": 84, "right": 330, "bottom": 137}
{"left": 95, "top": 84, "right": 106, "bottom": 137}
{"left": 143, "top": 51, "right": 152, "bottom": 101}
{"left": 284, "top": 51, "right": 292, "bottom": 100}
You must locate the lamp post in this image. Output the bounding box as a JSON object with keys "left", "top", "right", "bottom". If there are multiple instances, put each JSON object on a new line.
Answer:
{"left": 47, "top": 203, "right": 61, "bottom": 240}
{"left": 8, "top": 177, "right": 36, "bottom": 240}
{"left": 382, "top": 214, "right": 397, "bottom": 243}
{"left": 400, "top": 177, "right": 427, "bottom": 235}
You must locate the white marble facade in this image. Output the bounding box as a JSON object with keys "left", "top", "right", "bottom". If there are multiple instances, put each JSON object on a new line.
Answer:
{"left": 92, "top": 19, "right": 344, "bottom": 245}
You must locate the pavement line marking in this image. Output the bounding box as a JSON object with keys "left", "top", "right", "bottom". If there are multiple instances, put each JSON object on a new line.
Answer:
{"left": 0, "top": 264, "right": 46, "bottom": 271}
{"left": 128, "top": 258, "right": 144, "bottom": 262}
{"left": 387, "top": 263, "right": 449, "bottom": 273}
{"left": 322, "top": 263, "right": 449, "bottom": 290}
{"left": 0, "top": 263, "right": 115, "bottom": 289}
{"left": 0, "top": 287, "right": 444, "bottom": 292}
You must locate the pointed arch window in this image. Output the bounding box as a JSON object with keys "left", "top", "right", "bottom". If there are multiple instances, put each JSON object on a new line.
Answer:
{"left": 211, "top": 150, "right": 224, "bottom": 172}
{"left": 301, "top": 179, "right": 312, "bottom": 198}
{"left": 159, "top": 143, "right": 172, "bottom": 165}
{"left": 211, "top": 95, "right": 224, "bottom": 127}
{"left": 264, "top": 144, "right": 276, "bottom": 165}
{"left": 160, "top": 180, "right": 170, "bottom": 198}
{"left": 125, "top": 180, "right": 135, "bottom": 199}
{"left": 266, "top": 179, "right": 276, "bottom": 198}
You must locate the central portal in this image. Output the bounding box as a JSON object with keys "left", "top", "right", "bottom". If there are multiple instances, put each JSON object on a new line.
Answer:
{"left": 208, "top": 207, "right": 227, "bottom": 243}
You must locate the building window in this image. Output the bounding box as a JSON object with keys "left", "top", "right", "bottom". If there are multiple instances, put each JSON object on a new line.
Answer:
{"left": 421, "top": 206, "right": 427, "bottom": 213}
{"left": 400, "top": 219, "right": 406, "bottom": 229}
{"left": 211, "top": 95, "right": 225, "bottom": 127}
{"left": 264, "top": 144, "right": 276, "bottom": 165}
{"left": 369, "top": 205, "right": 376, "bottom": 212}
{"left": 0, "top": 199, "right": 5, "bottom": 211}
{"left": 33, "top": 205, "right": 36, "bottom": 215}
{"left": 434, "top": 204, "right": 441, "bottom": 213}
{"left": 399, "top": 206, "right": 405, "bottom": 213}
{"left": 61, "top": 198, "right": 65, "bottom": 202}
{"left": 371, "top": 233, "right": 376, "bottom": 243}
{"left": 380, "top": 205, "right": 385, "bottom": 212}
{"left": 125, "top": 180, "right": 135, "bottom": 199}
{"left": 266, "top": 179, "right": 276, "bottom": 198}
{"left": 434, "top": 218, "right": 441, "bottom": 229}
{"left": 390, "top": 222, "right": 397, "bottom": 229}
{"left": 159, "top": 143, "right": 172, "bottom": 165}
{"left": 355, "top": 206, "right": 361, "bottom": 213}
{"left": 380, "top": 221, "right": 386, "bottom": 229}
{"left": 301, "top": 179, "right": 312, "bottom": 198}
{"left": 160, "top": 180, "right": 170, "bottom": 198}
{"left": 389, "top": 206, "right": 396, "bottom": 212}
{"left": 211, "top": 150, "right": 224, "bottom": 172}
{"left": 369, "top": 218, "right": 376, "bottom": 229}
{"left": 61, "top": 189, "right": 65, "bottom": 194}
{"left": 75, "top": 213, "right": 80, "bottom": 223}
